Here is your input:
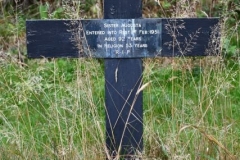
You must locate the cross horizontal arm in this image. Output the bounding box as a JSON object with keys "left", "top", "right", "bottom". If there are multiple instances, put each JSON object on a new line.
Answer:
{"left": 26, "top": 18, "right": 219, "bottom": 58}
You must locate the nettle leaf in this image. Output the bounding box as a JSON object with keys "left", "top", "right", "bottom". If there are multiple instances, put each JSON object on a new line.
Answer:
{"left": 39, "top": 4, "right": 49, "bottom": 19}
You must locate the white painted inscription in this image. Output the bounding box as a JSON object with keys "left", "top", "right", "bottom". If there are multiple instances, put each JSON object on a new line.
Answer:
{"left": 84, "top": 20, "right": 161, "bottom": 55}
{"left": 86, "top": 30, "right": 105, "bottom": 35}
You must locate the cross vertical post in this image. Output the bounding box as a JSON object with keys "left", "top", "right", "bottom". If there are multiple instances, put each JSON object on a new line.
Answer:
{"left": 26, "top": 1, "right": 219, "bottom": 159}
{"left": 104, "top": 0, "right": 143, "bottom": 158}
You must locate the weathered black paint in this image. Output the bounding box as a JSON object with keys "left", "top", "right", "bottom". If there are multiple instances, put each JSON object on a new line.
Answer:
{"left": 26, "top": 0, "right": 220, "bottom": 159}
{"left": 81, "top": 19, "right": 162, "bottom": 58}
{"left": 104, "top": 0, "right": 143, "bottom": 158}
{"left": 104, "top": 0, "right": 142, "bottom": 19}
{"left": 161, "top": 18, "right": 219, "bottom": 57}
{"left": 27, "top": 18, "right": 219, "bottom": 58}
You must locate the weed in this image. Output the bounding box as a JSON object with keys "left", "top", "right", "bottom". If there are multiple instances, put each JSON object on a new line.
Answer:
{"left": 0, "top": 0, "right": 240, "bottom": 159}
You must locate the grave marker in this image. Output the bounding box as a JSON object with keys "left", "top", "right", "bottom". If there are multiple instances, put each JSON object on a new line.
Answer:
{"left": 26, "top": 0, "right": 219, "bottom": 159}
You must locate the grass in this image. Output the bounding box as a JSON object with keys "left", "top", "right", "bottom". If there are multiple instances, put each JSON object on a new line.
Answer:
{"left": 0, "top": 0, "right": 240, "bottom": 159}
{"left": 0, "top": 58, "right": 106, "bottom": 159}
{"left": 1, "top": 55, "right": 239, "bottom": 160}
{"left": 143, "top": 57, "right": 240, "bottom": 159}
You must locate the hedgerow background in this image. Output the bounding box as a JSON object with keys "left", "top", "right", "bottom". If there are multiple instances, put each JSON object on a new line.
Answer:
{"left": 0, "top": 0, "right": 239, "bottom": 159}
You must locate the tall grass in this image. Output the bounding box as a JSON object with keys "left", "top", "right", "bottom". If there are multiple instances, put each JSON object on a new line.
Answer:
{"left": 143, "top": 56, "right": 239, "bottom": 159}
{"left": 0, "top": 0, "right": 239, "bottom": 159}
{"left": 0, "top": 58, "right": 106, "bottom": 159}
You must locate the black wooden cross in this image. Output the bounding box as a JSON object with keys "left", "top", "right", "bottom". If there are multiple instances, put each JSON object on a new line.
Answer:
{"left": 26, "top": 0, "right": 219, "bottom": 159}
